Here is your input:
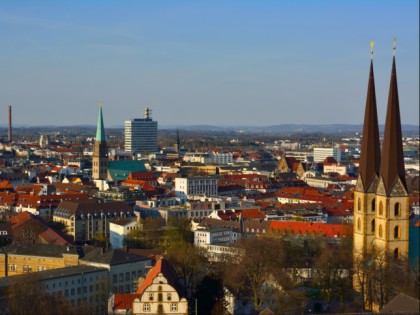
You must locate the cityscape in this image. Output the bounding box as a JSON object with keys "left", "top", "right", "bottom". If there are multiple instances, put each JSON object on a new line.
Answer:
{"left": 0, "top": 1, "right": 419, "bottom": 315}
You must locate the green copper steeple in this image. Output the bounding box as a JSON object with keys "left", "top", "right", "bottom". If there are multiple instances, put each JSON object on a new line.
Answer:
{"left": 96, "top": 100, "right": 106, "bottom": 142}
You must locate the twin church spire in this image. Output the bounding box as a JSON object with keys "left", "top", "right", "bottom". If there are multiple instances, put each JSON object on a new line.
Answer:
{"left": 357, "top": 43, "right": 407, "bottom": 197}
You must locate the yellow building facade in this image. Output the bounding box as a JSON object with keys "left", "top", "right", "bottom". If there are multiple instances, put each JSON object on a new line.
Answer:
{"left": 0, "top": 243, "right": 79, "bottom": 278}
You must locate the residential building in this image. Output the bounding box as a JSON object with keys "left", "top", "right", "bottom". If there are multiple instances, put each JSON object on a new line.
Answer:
{"left": 0, "top": 243, "right": 80, "bottom": 278}
{"left": 53, "top": 199, "right": 134, "bottom": 242}
{"left": 80, "top": 246, "right": 151, "bottom": 294}
{"left": 124, "top": 107, "right": 158, "bottom": 154}
{"left": 0, "top": 265, "right": 109, "bottom": 314}
{"left": 109, "top": 217, "right": 140, "bottom": 249}
{"left": 194, "top": 227, "right": 241, "bottom": 245}
{"left": 174, "top": 176, "right": 218, "bottom": 198}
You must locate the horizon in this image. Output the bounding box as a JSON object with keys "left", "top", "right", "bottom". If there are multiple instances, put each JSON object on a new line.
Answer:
{"left": 1, "top": 0, "right": 419, "bottom": 126}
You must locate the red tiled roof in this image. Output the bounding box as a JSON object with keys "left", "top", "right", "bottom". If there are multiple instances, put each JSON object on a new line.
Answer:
{"left": 136, "top": 258, "right": 179, "bottom": 296}
{"left": 269, "top": 221, "right": 352, "bottom": 238}
{"left": 113, "top": 294, "right": 141, "bottom": 310}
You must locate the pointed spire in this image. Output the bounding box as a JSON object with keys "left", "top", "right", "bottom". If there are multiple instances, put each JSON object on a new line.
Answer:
{"left": 96, "top": 100, "right": 106, "bottom": 142}
{"left": 379, "top": 55, "right": 407, "bottom": 195}
{"left": 357, "top": 58, "right": 381, "bottom": 192}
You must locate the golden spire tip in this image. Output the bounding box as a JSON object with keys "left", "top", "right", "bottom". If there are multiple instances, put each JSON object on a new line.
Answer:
{"left": 370, "top": 41, "right": 375, "bottom": 59}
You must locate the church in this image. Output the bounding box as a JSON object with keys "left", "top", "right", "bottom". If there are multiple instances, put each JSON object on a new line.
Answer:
{"left": 353, "top": 41, "right": 410, "bottom": 311}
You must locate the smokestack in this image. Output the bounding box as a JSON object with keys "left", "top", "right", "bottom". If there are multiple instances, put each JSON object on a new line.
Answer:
{"left": 8, "top": 105, "right": 12, "bottom": 143}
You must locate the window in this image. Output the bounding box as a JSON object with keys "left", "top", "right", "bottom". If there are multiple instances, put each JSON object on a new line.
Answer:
{"left": 357, "top": 218, "right": 361, "bottom": 231}
{"left": 371, "top": 198, "right": 376, "bottom": 212}
{"left": 119, "top": 273, "right": 123, "bottom": 281}
{"left": 143, "top": 303, "right": 150, "bottom": 312}
{"left": 71, "top": 288, "right": 75, "bottom": 296}
{"left": 379, "top": 225, "right": 383, "bottom": 238}
{"left": 125, "top": 272, "right": 130, "bottom": 281}
{"left": 371, "top": 219, "right": 375, "bottom": 233}
{"left": 112, "top": 274, "right": 117, "bottom": 283}
{"left": 158, "top": 293, "right": 163, "bottom": 302}
{"left": 171, "top": 303, "right": 178, "bottom": 311}
{"left": 394, "top": 203, "right": 401, "bottom": 217}
{"left": 394, "top": 248, "right": 399, "bottom": 260}
{"left": 167, "top": 293, "right": 172, "bottom": 301}
{"left": 394, "top": 226, "right": 400, "bottom": 239}
{"left": 149, "top": 293, "right": 153, "bottom": 301}
{"left": 379, "top": 201, "right": 383, "bottom": 215}
{"left": 357, "top": 198, "right": 361, "bottom": 211}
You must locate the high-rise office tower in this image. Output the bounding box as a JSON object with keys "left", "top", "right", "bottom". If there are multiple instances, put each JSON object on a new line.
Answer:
{"left": 124, "top": 107, "right": 158, "bottom": 154}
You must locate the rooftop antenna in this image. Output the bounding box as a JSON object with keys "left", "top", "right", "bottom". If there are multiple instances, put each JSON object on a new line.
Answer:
{"left": 392, "top": 37, "right": 397, "bottom": 56}
{"left": 144, "top": 107, "right": 151, "bottom": 119}
{"left": 370, "top": 41, "right": 375, "bottom": 59}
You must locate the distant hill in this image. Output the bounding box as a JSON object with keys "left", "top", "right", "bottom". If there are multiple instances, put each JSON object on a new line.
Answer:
{"left": 0, "top": 124, "right": 418, "bottom": 135}
{"left": 160, "top": 124, "right": 419, "bottom": 135}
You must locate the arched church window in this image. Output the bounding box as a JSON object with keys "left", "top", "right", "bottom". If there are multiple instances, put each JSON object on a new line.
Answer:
{"left": 371, "top": 219, "right": 375, "bottom": 232}
{"left": 394, "top": 202, "right": 401, "bottom": 217}
{"left": 394, "top": 226, "right": 400, "bottom": 239}
{"left": 371, "top": 198, "right": 376, "bottom": 212}
{"left": 379, "top": 201, "right": 383, "bottom": 216}
{"left": 357, "top": 218, "right": 361, "bottom": 231}
{"left": 378, "top": 225, "right": 383, "bottom": 238}
{"left": 357, "top": 198, "right": 361, "bottom": 211}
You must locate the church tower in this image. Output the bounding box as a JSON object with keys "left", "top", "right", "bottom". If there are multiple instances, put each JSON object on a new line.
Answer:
{"left": 92, "top": 101, "right": 108, "bottom": 180}
{"left": 374, "top": 47, "right": 409, "bottom": 259}
{"left": 354, "top": 43, "right": 381, "bottom": 256}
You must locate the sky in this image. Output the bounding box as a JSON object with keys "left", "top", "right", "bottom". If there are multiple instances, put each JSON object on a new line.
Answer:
{"left": 0, "top": 0, "right": 419, "bottom": 127}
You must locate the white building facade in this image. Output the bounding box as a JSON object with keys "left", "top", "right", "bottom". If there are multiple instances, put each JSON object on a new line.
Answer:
{"left": 174, "top": 176, "right": 218, "bottom": 198}
{"left": 313, "top": 147, "right": 342, "bottom": 163}
{"left": 109, "top": 218, "right": 139, "bottom": 249}
{"left": 124, "top": 108, "right": 158, "bottom": 154}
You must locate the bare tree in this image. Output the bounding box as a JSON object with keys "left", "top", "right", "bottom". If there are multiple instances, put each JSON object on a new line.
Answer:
{"left": 222, "top": 237, "right": 286, "bottom": 313}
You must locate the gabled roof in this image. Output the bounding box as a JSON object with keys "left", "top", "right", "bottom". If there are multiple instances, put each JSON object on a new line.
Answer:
{"left": 113, "top": 294, "right": 141, "bottom": 311}
{"left": 2, "top": 243, "right": 79, "bottom": 257}
{"left": 379, "top": 292, "right": 420, "bottom": 314}
{"left": 269, "top": 221, "right": 352, "bottom": 238}
{"left": 136, "top": 258, "right": 181, "bottom": 296}
{"left": 81, "top": 246, "right": 149, "bottom": 266}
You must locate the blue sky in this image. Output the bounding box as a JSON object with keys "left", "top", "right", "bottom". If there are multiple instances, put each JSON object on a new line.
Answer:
{"left": 0, "top": 0, "right": 418, "bottom": 127}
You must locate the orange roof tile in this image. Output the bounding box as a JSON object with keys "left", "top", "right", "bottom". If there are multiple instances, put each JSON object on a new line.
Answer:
{"left": 113, "top": 294, "right": 141, "bottom": 310}
{"left": 269, "top": 221, "right": 352, "bottom": 238}
{"left": 136, "top": 258, "right": 179, "bottom": 296}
